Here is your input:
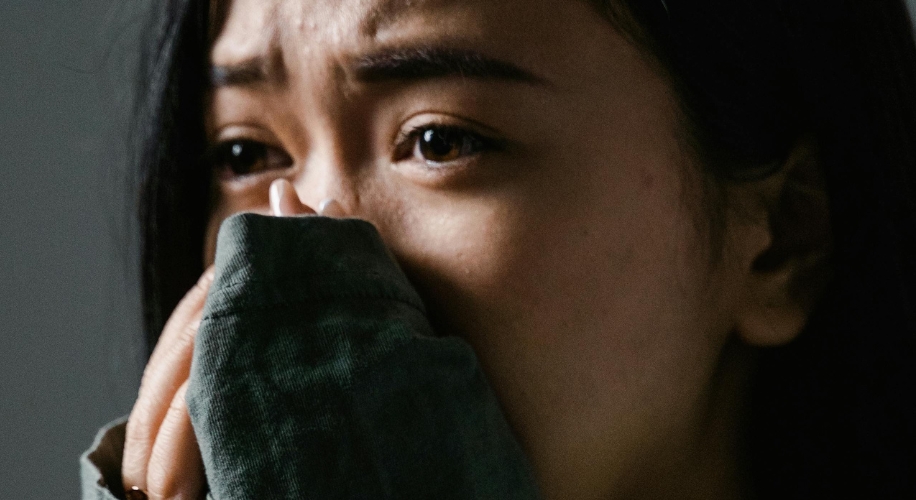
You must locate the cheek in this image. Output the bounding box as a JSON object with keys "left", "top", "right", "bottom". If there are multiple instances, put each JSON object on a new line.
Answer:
{"left": 393, "top": 131, "right": 710, "bottom": 342}
{"left": 389, "top": 146, "right": 727, "bottom": 441}
{"left": 405, "top": 175, "right": 712, "bottom": 353}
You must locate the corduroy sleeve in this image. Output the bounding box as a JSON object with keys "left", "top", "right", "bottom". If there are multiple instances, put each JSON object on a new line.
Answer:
{"left": 186, "top": 213, "right": 540, "bottom": 499}
{"left": 80, "top": 417, "right": 128, "bottom": 500}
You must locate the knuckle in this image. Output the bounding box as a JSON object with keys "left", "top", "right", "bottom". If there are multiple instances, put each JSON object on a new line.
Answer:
{"left": 168, "top": 392, "right": 188, "bottom": 414}
{"left": 147, "top": 414, "right": 195, "bottom": 499}
{"left": 139, "top": 328, "right": 196, "bottom": 402}
{"left": 125, "top": 408, "right": 154, "bottom": 449}
{"left": 125, "top": 392, "right": 181, "bottom": 456}
{"left": 153, "top": 307, "right": 203, "bottom": 364}
{"left": 122, "top": 438, "right": 149, "bottom": 488}
{"left": 178, "top": 319, "right": 201, "bottom": 346}
{"left": 146, "top": 467, "right": 193, "bottom": 500}
{"left": 135, "top": 385, "right": 166, "bottom": 417}
{"left": 159, "top": 323, "right": 198, "bottom": 365}
{"left": 145, "top": 476, "right": 170, "bottom": 500}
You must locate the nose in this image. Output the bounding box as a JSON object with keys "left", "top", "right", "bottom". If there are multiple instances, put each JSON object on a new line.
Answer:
{"left": 269, "top": 178, "right": 350, "bottom": 217}
{"left": 284, "top": 153, "right": 360, "bottom": 217}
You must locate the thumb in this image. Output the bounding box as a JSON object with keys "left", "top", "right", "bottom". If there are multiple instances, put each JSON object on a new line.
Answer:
{"left": 269, "top": 179, "right": 315, "bottom": 216}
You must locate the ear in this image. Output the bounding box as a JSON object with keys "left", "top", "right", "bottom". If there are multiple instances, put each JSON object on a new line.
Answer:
{"left": 732, "top": 139, "right": 833, "bottom": 347}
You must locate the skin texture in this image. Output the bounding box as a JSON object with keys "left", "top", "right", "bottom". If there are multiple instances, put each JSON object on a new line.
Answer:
{"left": 124, "top": 0, "right": 831, "bottom": 498}
{"left": 123, "top": 268, "right": 212, "bottom": 500}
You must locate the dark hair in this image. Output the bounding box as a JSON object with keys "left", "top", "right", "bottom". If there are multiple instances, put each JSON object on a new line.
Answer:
{"left": 590, "top": 2, "right": 916, "bottom": 497}
{"left": 134, "top": 0, "right": 916, "bottom": 496}
{"left": 135, "top": 0, "right": 211, "bottom": 348}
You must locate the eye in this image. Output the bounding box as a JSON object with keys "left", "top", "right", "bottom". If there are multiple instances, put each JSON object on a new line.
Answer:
{"left": 397, "top": 125, "right": 499, "bottom": 166}
{"left": 208, "top": 139, "right": 293, "bottom": 178}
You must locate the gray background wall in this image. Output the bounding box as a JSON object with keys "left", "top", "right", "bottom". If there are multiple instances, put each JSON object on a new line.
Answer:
{"left": 2, "top": 1, "right": 915, "bottom": 498}
{"left": 1, "top": 1, "right": 145, "bottom": 498}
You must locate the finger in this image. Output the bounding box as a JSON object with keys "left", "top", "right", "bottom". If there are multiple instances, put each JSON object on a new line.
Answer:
{"left": 123, "top": 269, "right": 213, "bottom": 492}
{"left": 146, "top": 381, "right": 207, "bottom": 500}
{"left": 318, "top": 198, "right": 347, "bottom": 218}
{"left": 123, "top": 317, "right": 200, "bottom": 490}
{"left": 148, "top": 266, "right": 214, "bottom": 368}
{"left": 269, "top": 178, "right": 316, "bottom": 216}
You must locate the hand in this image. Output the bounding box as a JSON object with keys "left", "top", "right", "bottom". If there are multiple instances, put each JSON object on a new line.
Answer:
{"left": 122, "top": 179, "right": 338, "bottom": 499}
{"left": 122, "top": 266, "right": 213, "bottom": 500}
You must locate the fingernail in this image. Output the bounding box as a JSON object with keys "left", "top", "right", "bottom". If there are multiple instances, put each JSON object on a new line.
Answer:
{"left": 318, "top": 198, "right": 345, "bottom": 217}
{"left": 269, "top": 179, "right": 285, "bottom": 216}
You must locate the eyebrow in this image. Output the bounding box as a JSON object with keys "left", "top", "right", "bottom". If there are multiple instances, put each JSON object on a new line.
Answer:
{"left": 351, "top": 46, "right": 547, "bottom": 86}
{"left": 210, "top": 57, "right": 280, "bottom": 88}
{"left": 209, "top": 46, "right": 547, "bottom": 89}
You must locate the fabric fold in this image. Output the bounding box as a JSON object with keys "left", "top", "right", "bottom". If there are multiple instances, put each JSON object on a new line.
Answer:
{"left": 82, "top": 213, "right": 540, "bottom": 499}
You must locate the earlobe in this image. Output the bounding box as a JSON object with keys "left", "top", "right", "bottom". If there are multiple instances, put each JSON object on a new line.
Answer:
{"left": 732, "top": 139, "right": 832, "bottom": 347}
{"left": 736, "top": 256, "right": 827, "bottom": 346}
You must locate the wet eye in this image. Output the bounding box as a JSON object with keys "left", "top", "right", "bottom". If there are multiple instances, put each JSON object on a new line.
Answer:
{"left": 209, "top": 139, "right": 293, "bottom": 178}
{"left": 402, "top": 126, "right": 495, "bottom": 165}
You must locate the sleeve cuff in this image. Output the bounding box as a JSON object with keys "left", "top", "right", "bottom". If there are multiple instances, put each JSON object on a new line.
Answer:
{"left": 80, "top": 417, "right": 127, "bottom": 500}
{"left": 204, "top": 213, "right": 426, "bottom": 319}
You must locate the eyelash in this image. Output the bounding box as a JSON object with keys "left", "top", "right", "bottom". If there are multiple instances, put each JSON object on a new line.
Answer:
{"left": 206, "top": 124, "right": 501, "bottom": 180}
{"left": 394, "top": 124, "right": 502, "bottom": 167}
{"left": 206, "top": 139, "right": 293, "bottom": 179}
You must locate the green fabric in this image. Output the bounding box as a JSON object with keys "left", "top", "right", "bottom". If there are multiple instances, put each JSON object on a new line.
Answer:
{"left": 80, "top": 419, "right": 216, "bottom": 500}
{"left": 82, "top": 213, "right": 540, "bottom": 499}
{"left": 80, "top": 417, "right": 127, "bottom": 500}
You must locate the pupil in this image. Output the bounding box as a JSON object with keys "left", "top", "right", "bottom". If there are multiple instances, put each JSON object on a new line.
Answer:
{"left": 226, "top": 141, "right": 265, "bottom": 174}
{"left": 423, "top": 129, "right": 457, "bottom": 158}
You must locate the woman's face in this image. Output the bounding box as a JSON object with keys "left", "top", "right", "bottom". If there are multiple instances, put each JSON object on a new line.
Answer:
{"left": 205, "top": 0, "right": 761, "bottom": 495}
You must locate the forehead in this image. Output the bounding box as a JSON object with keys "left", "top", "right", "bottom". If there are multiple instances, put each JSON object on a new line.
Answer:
{"left": 212, "top": 0, "right": 486, "bottom": 50}
{"left": 210, "top": 0, "right": 605, "bottom": 66}
{"left": 207, "top": 0, "right": 660, "bottom": 113}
